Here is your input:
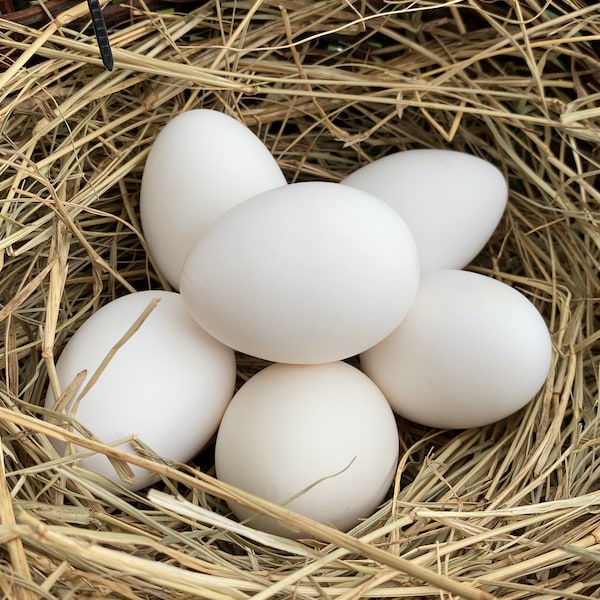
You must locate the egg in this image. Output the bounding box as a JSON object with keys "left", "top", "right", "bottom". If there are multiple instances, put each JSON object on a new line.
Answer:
{"left": 180, "top": 181, "right": 420, "bottom": 364}
{"left": 140, "top": 109, "right": 287, "bottom": 289}
{"left": 45, "top": 290, "right": 237, "bottom": 490}
{"left": 360, "top": 270, "right": 552, "bottom": 429}
{"left": 341, "top": 149, "right": 508, "bottom": 271}
{"left": 215, "top": 362, "right": 399, "bottom": 537}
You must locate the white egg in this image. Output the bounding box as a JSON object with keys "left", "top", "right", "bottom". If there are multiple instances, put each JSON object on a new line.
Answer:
{"left": 341, "top": 149, "right": 508, "bottom": 271}
{"left": 180, "top": 181, "right": 420, "bottom": 364}
{"left": 140, "top": 109, "right": 287, "bottom": 289}
{"left": 215, "top": 362, "right": 399, "bottom": 537}
{"left": 45, "top": 290, "right": 237, "bottom": 490}
{"left": 360, "top": 270, "right": 552, "bottom": 429}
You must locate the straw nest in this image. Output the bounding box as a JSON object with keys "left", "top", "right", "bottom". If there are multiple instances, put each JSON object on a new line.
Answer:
{"left": 0, "top": 1, "right": 599, "bottom": 598}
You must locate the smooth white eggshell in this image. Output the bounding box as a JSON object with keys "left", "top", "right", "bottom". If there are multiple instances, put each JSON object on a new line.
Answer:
{"left": 360, "top": 270, "right": 552, "bottom": 429}
{"left": 215, "top": 362, "right": 399, "bottom": 537}
{"left": 180, "top": 181, "right": 420, "bottom": 364}
{"left": 342, "top": 149, "right": 508, "bottom": 271}
{"left": 140, "top": 109, "right": 287, "bottom": 289}
{"left": 45, "top": 290, "right": 237, "bottom": 490}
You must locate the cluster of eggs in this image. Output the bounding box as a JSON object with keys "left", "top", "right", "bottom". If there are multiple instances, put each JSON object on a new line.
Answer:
{"left": 45, "top": 110, "right": 552, "bottom": 537}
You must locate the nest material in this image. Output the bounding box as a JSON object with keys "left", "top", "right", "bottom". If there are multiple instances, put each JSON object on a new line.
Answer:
{"left": 0, "top": 1, "right": 599, "bottom": 598}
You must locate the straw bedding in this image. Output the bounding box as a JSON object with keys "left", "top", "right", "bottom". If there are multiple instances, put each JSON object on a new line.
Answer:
{"left": 0, "top": 0, "right": 599, "bottom": 598}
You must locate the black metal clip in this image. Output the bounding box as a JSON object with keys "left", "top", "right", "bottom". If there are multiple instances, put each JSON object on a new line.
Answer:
{"left": 87, "top": 0, "right": 113, "bottom": 71}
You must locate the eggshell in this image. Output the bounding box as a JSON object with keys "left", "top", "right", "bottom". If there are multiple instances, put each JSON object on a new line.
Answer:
{"left": 45, "top": 290, "right": 237, "bottom": 490}
{"left": 180, "top": 181, "right": 420, "bottom": 364}
{"left": 140, "top": 109, "right": 287, "bottom": 289}
{"left": 215, "top": 362, "right": 399, "bottom": 537}
{"left": 360, "top": 270, "right": 552, "bottom": 429}
{"left": 341, "top": 149, "right": 508, "bottom": 271}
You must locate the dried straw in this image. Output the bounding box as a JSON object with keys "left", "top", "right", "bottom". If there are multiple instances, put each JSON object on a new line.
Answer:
{"left": 0, "top": 0, "right": 599, "bottom": 598}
